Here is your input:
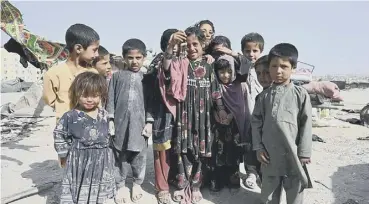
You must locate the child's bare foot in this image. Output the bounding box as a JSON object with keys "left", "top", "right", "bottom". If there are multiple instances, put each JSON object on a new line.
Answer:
{"left": 157, "top": 190, "right": 172, "bottom": 204}
{"left": 173, "top": 189, "right": 185, "bottom": 202}
{"left": 115, "top": 186, "right": 130, "bottom": 204}
{"left": 132, "top": 184, "right": 143, "bottom": 202}
{"left": 244, "top": 173, "right": 257, "bottom": 189}
{"left": 191, "top": 188, "right": 203, "bottom": 204}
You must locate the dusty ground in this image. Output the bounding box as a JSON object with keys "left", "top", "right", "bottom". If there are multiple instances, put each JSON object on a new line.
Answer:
{"left": 1, "top": 89, "right": 369, "bottom": 204}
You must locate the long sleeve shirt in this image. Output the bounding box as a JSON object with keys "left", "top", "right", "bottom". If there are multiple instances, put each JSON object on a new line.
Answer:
{"left": 42, "top": 63, "right": 98, "bottom": 122}
{"left": 251, "top": 83, "right": 312, "bottom": 176}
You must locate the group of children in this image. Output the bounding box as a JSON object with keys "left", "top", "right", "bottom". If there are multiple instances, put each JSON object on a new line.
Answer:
{"left": 43, "top": 20, "right": 312, "bottom": 204}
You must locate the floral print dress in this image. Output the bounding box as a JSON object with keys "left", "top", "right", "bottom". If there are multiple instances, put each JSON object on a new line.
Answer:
{"left": 172, "top": 60, "right": 220, "bottom": 190}
{"left": 54, "top": 109, "right": 116, "bottom": 204}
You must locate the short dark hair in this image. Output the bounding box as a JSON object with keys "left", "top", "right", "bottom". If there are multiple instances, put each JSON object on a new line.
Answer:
{"left": 241, "top": 32, "right": 264, "bottom": 52}
{"left": 268, "top": 43, "right": 298, "bottom": 68}
{"left": 160, "top": 29, "right": 178, "bottom": 52}
{"left": 214, "top": 58, "right": 232, "bottom": 73}
{"left": 195, "top": 20, "right": 215, "bottom": 33}
{"left": 65, "top": 23, "right": 100, "bottom": 52}
{"left": 208, "top": 35, "right": 232, "bottom": 54}
{"left": 92, "top": 45, "right": 110, "bottom": 65}
{"left": 69, "top": 72, "right": 108, "bottom": 109}
{"left": 122, "top": 38, "right": 147, "bottom": 57}
{"left": 185, "top": 26, "right": 206, "bottom": 43}
{"left": 254, "top": 55, "right": 269, "bottom": 69}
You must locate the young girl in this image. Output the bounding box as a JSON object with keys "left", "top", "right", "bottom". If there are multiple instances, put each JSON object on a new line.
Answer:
{"left": 161, "top": 26, "right": 224, "bottom": 204}
{"left": 54, "top": 72, "right": 116, "bottom": 203}
{"left": 195, "top": 20, "right": 215, "bottom": 48}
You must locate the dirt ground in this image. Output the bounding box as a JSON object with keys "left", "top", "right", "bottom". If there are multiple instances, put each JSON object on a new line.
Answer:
{"left": 1, "top": 89, "right": 369, "bottom": 204}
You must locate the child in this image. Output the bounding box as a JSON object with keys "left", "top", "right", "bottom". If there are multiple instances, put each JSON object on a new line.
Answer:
{"left": 53, "top": 72, "right": 116, "bottom": 203}
{"left": 106, "top": 38, "right": 151, "bottom": 203}
{"left": 144, "top": 28, "right": 179, "bottom": 204}
{"left": 252, "top": 43, "right": 312, "bottom": 204}
{"left": 195, "top": 20, "right": 215, "bottom": 48}
{"left": 240, "top": 32, "right": 265, "bottom": 189}
{"left": 161, "top": 27, "right": 223, "bottom": 204}
{"left": 255, "top": 55, "right": 273, "bottom": 90}
{"left": 93, "top": 45, "right": 112, "bottom": 78}
{"left": 209, "top": 55, "right": 251, "bottom": 192}
{"left": 43, "top": 23, "right": 100, "bottom": 123}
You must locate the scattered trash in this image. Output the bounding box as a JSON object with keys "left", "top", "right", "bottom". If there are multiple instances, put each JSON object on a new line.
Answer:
{"left": 344, "top": 118, "right": 362, "bottom": 125}
{"left": 314, "top": 180, "right": 332, "bottom": 190}
{"left": 342, "top": 199, "right": 359, "bottom": 204}
{"left": 341, "top": 109, "right": 361, "bottom": 113}
{"left": 312, "top": 134, "right": 325, "bottom": 143}
{"left": 357, "top": 136, "right": 369, "bottom": 141}
{"left": 360, "top": 104, "right": 369, "bottom": 127}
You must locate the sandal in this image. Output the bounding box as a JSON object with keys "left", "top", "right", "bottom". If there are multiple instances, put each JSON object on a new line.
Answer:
{"left": 115, "top": 186, "right": 130, "bottom": 204}
{"left": 131, "top": 184, "right": 143, "bottom": 202}
{"left": 244, "top": 173, "right": 257, "bottom": 189}
{"left": 173, "top": 189, "right": 185, "bottom": 202}
{"left": 157, "top": 191, "right": 172, "bottom": 204}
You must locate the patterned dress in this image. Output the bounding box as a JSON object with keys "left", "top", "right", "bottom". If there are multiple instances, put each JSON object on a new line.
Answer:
{"left": 172, "top": 60, "right": 220, "bottom": 190}
{"left": 54, "top": 109, "right": 116, "bottom": 204}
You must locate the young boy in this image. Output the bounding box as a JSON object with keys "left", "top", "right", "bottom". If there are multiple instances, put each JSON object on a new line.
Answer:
{"left": 240, "top": 32, "right": 265, "bottom": 189}
{"left": 106, "top": 38, "right": 151, "bottom": 204}
{"left": 252, "top": 43, "right": 312, "bottom": 204}
{"left": 92, "top": 45, "right": 112, "bottom": 78}
{"left": 43, "top": 23, "right": 100, "bottom": 123}
{"left": 255, "top": 55, "right": 273, "bottom": 90}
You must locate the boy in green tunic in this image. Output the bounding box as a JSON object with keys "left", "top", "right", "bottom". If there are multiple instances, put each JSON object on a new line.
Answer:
{"left": 252, "top": 43, "right": 312, "bottom": 204}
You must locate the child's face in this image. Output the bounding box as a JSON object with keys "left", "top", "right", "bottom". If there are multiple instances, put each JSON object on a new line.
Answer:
{"left": 79, "top": 41, "right": 100, "bottom": 63}
{"left": 199, "top": 23, "right": 214, "bottom": 46}
{"left": 255, "top": 64, "right": 272, "bottom": 88}
{"left": 269, "top": 57, "right": 293, "bottom": 85}
{"left": 78, "top": 94, "right": 101, "bottom": 110}
{"left": 243, "top": 42, "right": 261, "bottom": 63}
{"left": 217, "top": 68, "right": 232, "bottom": 84}
{"left": 95, "top": 54, "right": 111, "bottom": 77}
{"left": 187, "top": 34, "right": 204, "bottom": 61}
{"left": 124, "top": 49, "right": 145, "bottom": 72}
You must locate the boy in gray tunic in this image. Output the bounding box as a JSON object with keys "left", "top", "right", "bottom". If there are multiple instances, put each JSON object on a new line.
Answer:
{"left": 252, "top": 43, "right": 312, "bottom": 204}
{"left": 107, "top": 39, "right": 152, "bottom": 203}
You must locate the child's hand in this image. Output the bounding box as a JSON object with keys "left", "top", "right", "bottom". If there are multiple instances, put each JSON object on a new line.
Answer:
{"left": 59, "top": 157, "right": 67, "bottom": 168}
{"left": 169, "top": 31, "right": 187, "bottom": 47}
{"left": 204, "top": 54, "right": 215, "bottom": 64}
{"left": 299, "top": 157, "right": 311, "bottom": 165}
{"left": 256, "top": 149, "right": 270, "bottom": 165}
{"left": 142, "top": 123, "right": 153, "bottom": 138}
{"left": 214, "top": 46, "right": 233, "bottom": 56}
{"left": 109, "top": 120, "right": 115, "bottom": 136}
{"left": 218, "top": 110, "right": 229, "bottom": 123}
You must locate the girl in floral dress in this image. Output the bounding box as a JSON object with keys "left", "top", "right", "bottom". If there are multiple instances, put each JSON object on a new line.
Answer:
{"left": 54, "top": 72, "right": 116, "bottom": 204}
{"left": 160, "top": 26, "right": 226, "bottom": 204}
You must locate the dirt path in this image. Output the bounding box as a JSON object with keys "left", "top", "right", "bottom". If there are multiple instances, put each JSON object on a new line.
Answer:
{"left": 1, "top": 89, "right": 368, "bottom": 204}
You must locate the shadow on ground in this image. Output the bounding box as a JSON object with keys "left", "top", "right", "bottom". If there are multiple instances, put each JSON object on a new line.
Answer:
{"left": 21, "top": 160, "right": 62, "bottom": 204}
{"left": 332, "top": 163, "right": 369, "bottom": 204}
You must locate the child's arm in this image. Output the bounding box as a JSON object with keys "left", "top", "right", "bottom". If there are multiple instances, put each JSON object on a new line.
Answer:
{"left": 163, "top": 31, "right": 187, "bottom": 71}
{"left": 106, "top": 73, "right": 116, "bottom": 119}
{"left": 106, "top": 73, "right": 116, "bottom": 136}
{"left": 142, "top": 74, "right": 154, "bottom": 137}
{"left": 251, "top": 94, "right": 265, "bottom": 151}
{"left": 53, "top": 113, "right": 72, "bottom": 167}
{"left": 251, "top": 94, "right": 270, "bottom": 165}
{"left": 42, "top": 72, "right": 57, "bottom": 109}
{"left": 297, "top": 90, "right": 313, "bottom": 160}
